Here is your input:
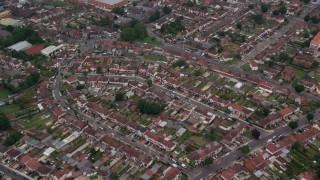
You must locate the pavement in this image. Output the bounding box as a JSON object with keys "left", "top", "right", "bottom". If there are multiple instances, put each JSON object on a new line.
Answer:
{"left": 0, "top": 164, "right": 33, "bottom": 180}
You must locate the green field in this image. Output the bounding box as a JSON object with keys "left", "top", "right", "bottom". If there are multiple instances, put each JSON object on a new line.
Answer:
{"left": 0, "top": 104, "right": 20, "bottom": 115}
{"left": 0, "top": 88, "right": 11, "bottom": 100}
{"left": 176, "top": 130, "right": 193, "bottom": 144}
{"left": 17, "top": 113, "right": 51, "bottom": 130}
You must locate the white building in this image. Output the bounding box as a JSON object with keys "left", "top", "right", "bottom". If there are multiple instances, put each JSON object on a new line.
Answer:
{"left": 41, "top": 44, "right": 65, "bottom": 57}
{"left": 7, "top": 41, "right": 32, "bottom": 52}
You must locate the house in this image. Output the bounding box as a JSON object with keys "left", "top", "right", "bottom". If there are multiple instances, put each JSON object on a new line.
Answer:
{"left": 249, "top": 60, "right": 258, "bottom": 71}
{"left": 243, "top": 151, "right": 271, "bottom": 172}
{"left": 228, "top": 103, "right": 253, "bottom": 118}
{"left": 310, "top": 32, "right": 320, "bottom": 49}
{"left": 258, "top": 80, "right": 275, "bottom": 93}
{"left": 186, "top": 141, "right": 222, "bottom": 164}
{"left": 278, "top": 107, "right": 295, "bottom": 119}
{"left": 222, "top": 123, "right": 245, "bottom": 145}
{"left": 282, "top": 66, "right": 295, "bottom": 82}
{"left": 218, "top": 164, "right": 250, "bottom": 180}
{"left": 258, "top": 113, "right": 282, "bottom": 128}
{"left": 292, "top": 54, "right": 314, "bottom": 69}
{"left": 161, "top": 167, "right": 181, "bottom": 180}
{"left": 53, "top": 169, "right": 72, "bottom": 180}
{"left": 144, "top": 131, "right": 176, "bottom": 151}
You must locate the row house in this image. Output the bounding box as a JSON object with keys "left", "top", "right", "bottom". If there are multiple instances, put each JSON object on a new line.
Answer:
{"left": 144, "top": 131, "right": 176, "bottom": 151}
{"left": 185, "top": 141, "right": 222, "bottom": 165}
{"left": 100, "top": 135, "right": 123, "bottom": 151}
{"left": 258, "top": 80, "right": 275, "bottom": 93}
{"left": 222, "top": 123, "right": 245, "bottom": 145}
{"left": 228, "top": 103, "right": 254, "bottom": 119}
{"left": 210, "top": 96, "right": 230, "bottom": 108}
{"left": 120, "top": 144, "right": 153, "bottom": 168}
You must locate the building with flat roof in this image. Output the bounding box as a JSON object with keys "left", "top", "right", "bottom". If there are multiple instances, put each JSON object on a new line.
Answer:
{"left": 7, "top": 41, "right": 32, "bottom": 52}
{"left": 88, "top": 0, "right": 129, "bottom": 10}
{"left": 41, "top": 44, "right": 65, "bottom": 57}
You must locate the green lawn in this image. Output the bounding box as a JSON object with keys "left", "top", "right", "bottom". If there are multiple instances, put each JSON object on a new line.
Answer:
{"left": 176, "top": 130, "right": 193, "bottom": 144}
{"left": 190, "top": 136, "right": 209, "bottom": 146}
{"left": 314, "top": 74, "right": 320, "bottom": 82}
{"left": 139, "top": 119, "right": 152, "bottom": 127}
{"left": 243, "top": 130, "right": 252, "bottom": 138}
{"left": 17, "top": 114, "right": 51, "bottom": 130}
{"left": 118, "top": 165, "right": 132, "bottom": 176}
{"left": 176, "top": 151, "right": 187, "bottom": 159}
{"left": 208, "top": 74, "right": 218, "bottom": 81}
{"left": 0, "top": 88, "right": 12, "bottom": 100}
{"left": 241, "top": 64, "right": 252, "bottom": 72}
{"left": 196, "top": 82, "right": 207, "bottom": 89}
{"left": 292, "top": 67, "right": 307, "bottom": 80}
{"left": 223, "top": 120, "right": 234, "bottom": 127}
{"left": 0, "top": 104, "right": 21, "bottom": 115}
{"left": 143, "top": 54, "right": 165, "bottom": 61}
{"left": 135, "top": 35, "right": 161, "bottom": 46}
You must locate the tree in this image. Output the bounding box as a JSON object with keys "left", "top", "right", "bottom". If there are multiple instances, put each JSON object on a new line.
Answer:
{"left": 302, "top": 0, "right": 311, "bottom": 4}
{"left": 112, "top": 7, "right": 125, "bottom": 15}
{"left": 251, "top": 129, "right": 261, "bottom": 139}
{"left": 120, "top": 27, "right": 136, "bottom": 41}
{"left": 241, "top": 145, "right": 250, "bottom": 154}
{"left": 149, "top": 10, "right": 161, "bottom": 22}
{"left": 203, "top": 157, "right": 214, "bottom": 166}
{"left": 97, "top": 66, "right": 102, "bottom": 74}
{"left": 279, "top": 5, "right": 287, "bottom": 15}
{"left": 307, "top": 113, "right": 314, "bottom": 122}
{"left": 248, "top": 4, "right": 254, "bottom": 9}
{"left": 311, "top": 16, "right": 320, "bottom": 24}
{"left": 261, "top": 3, "right": 269, "bottom": 13}
{"left": 294, "top": 84, "right": 305, "bottom": 93}
{"left": 133, "top": 22, "right": 147, "bottom": 39}
{"left": 162, "top": 5, "right": 172, "bottom": 14}
{"left": 288, "top": 121, "right": 298, "bottom": 130}
{"left": 236, "top": 23, "right": 242, "bottom": 30}
{"left": 0, "top": 114, "right": 11, "bottom": 132}
{"left": 5, "top": 25, "right": 14, "bottom": 32}
{"left": 253, "top": 14, "right": 264, "bottom": 24}
{"left": 273, "top": 10, "right": 279, "bottom": 16}
{"left": 146, "top": 79, "right": 152, "bottom": 87}
{"left": 138, "top": 99, "right": 166, "bottom": 115}
{"left": 304, "top": 14, "right": 311, "bottom": 22}
{"left": 115, "top": 92, "right": 126, "bottom": 102}
{"left": 3, "top": 131, "right": 22, "bottom": 147}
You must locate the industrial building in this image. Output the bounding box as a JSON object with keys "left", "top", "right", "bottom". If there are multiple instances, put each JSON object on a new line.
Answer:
{"left": 7, "top": 41, "right": 32, "bottom": 52}
{"left": 87, "top": 0, "right": 129, "bottom": 10}
{"left": 41, "top": 44, "right": 65, "bottom": 57}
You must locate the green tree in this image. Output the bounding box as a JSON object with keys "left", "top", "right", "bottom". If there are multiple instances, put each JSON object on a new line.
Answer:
{"left": 304, "top": 14, "right": 311, "bottom": 22}
{"left": 241, "top": 145, "right": 250, "bottom": 154}
{"left": 115, "top": 92, "right": 126, "bottom": 102}
{"left": 5, "top": 25, "right": 14, "bottom": 32}
{"left": 253, "top": 14, "right": 264, "bottom": 24}
{"left": 120, "top": 27, "right": 136, "bottom": 41}
{"left": 138, "top": 99, "right": 166, "bottom": 115}
{"left": 294, "top": 84, "right": 305, "bottom": 93}
{"left": 307, "top": 113, "right": 314, "bottom": 122}
{"left": 203, "top": 156, "right": 214, "bottom": 166}
{"left": 251, "top": 129, "right": 261, "bottom": 139}
{"left": 236, "top": 23, "right": 242, "bottom": 30}
{"left": 288, "top": 121, "right": 298, "bottom": 130}
{"left": 261, "top": 3, "right": 269, "bottom": 13}
{"left": 149, "top": 10, "right": 161, "bottom": 22}
{"left": 133, "top": 22, "right": 147, "bottom": 39}
{"left": 112, "top": 7, "right": 125, "bottom": 15}
{"left": 0, "top": 114, "right": 11, "bottom": 132}
{"left": 97, "top": 66, "right": 102, "bottom": 74}
{"left": 279, "top": 5, "right": 287, "bottom": 15}
{"left": 273, "top": 10, "right": 279, "bottom": 15}
{"left": 248, "top": 4, "right": 254, "bottom": 9}
{"left": 3, "top": 132, "right": 22, "bottom": 147}
{"left": 311, "top": 16, "right": 320, "bottom": 24}
{"left": 146, "top": 79, "right": 152, "bottom": 87}
{"left": 162, "top": 5, "right": 172, "bottom": 14}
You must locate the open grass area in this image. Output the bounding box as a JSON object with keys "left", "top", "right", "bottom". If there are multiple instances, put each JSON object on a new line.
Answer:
{"left": 190, "top": 136, "right": 209, "bottom": 146}
{"left": 314, "top": 74, "right": 320, "bottom": 82}
{"left": 196, "top": 82, "right": 207, "bottom": 89}
{"left": 143, "top": 54, "right": 165, "bottom": 61}
{"left": 176, "top": 130, "right": 193, "bottom": 144}
{"left": 135, "top": 35, "right": 161, "bottom": 46}
{"left": 292, "top": 67, "right": 307, "bottom": 80}
{"left": 243, "top": 130, "right": 252, "bottom": 138}
{"left": 0, "top": 88, "right": 11, "bottom": 100}
{"left": 176, "top": 151, "right": 187, "bottom": 159}
{"left": 138, "top": 119, "right": 152, "bottom": 127}
{"left": 118, "top": 165, "right": 132, "bottom": 176}
{"left": 17, "top": 114, "right": 51, "bottom": 130}
{"left": 208, "top": 74, "right": 218, "bottom": 81}
{"left": 0, "top": 104, "right": 20, "bottom": 115}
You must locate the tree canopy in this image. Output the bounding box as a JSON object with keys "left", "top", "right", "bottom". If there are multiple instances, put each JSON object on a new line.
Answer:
{"left": 138, "top": 99, "right": 166, "bottom": 115}
{"left": 261, "top": 3, "right": 269, "bottom": 13}
{"left": 120, "top": 21, "right": 148, "bottom": 42}
{"left": 307, "top": 113, "right": 314, "bottom": 122}
{"left": 3, "top": 131, "right": 22, "bottom": 147}
{"left": 294, "top": 84, "right": 305, "bottom": 93}
{"left": 203, "top": 156, "right": 214, "bottom": 165}
{"left": 162, "top": 5, "right": 172, "bottom": 14}
{"left": 251, "top": 129, "right": 261, "bottom": 139}
{"left": 241, "top": 145, "right": 250, "bottom": 154}
{"left": 115, "top": 92, "right": 126, "bottom": 102}
{"left": 0, "top": 114, "right": 11, "bottom": 132}
{"left": 112, "top": 7, "right": 125, "bottom": 15}
{"left": 288, "top": 121, "right": 298, "bottom": 130}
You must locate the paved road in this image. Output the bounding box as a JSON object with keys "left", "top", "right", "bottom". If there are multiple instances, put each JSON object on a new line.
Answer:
{"left": 195, "top": 109, "right": 320, "bottom": 179}
{"left": 0, "top": 164, "right": 33, "bottom": 180}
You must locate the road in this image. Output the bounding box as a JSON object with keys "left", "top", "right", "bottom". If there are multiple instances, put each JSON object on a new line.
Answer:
{"left": 0, "top": 164, "right": 33, "bottom": 180}
{"left": 195, "top": 109, "right": 320, "bottom": 179}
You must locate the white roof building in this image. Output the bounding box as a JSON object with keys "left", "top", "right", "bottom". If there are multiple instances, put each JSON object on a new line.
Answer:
{"left": 41, "top": 44, "right": 65, "bottom": 57}
{"left": 0, "top": 18, "right": 23, "bottom": 27}
{"left": 43, "top": 147, "right": 55, "bottom": 156}
{"left": 7, "top": 41, "right": 32, "bottom": 51}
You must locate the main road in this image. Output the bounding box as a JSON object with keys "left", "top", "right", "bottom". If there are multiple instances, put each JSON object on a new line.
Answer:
{"left": 0, "top": 164, "right": 33, "bottom": 180}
